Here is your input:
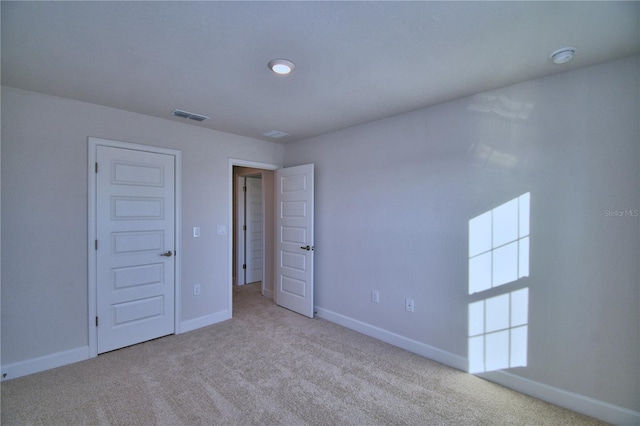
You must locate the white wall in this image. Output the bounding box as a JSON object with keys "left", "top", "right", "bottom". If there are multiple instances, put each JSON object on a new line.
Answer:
{"left": 285, "top": 56, "right": 639, "bottom": 419}
{"left": 1, "top": 87, "right": 284, "bottom": 369}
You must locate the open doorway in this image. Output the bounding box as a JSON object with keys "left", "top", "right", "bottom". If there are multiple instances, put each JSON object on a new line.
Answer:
{"left": 228, "top": 159, "right": 316, "bottom": 319}
{"left": 231, "top": 164, "right": 276, "bottom": 301}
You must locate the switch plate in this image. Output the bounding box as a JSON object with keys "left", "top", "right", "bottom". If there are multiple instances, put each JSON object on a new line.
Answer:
{"left": 217, "top": 225, "right": 227, "bottom": 235}
{"left": 193, "top": 283, "right": 201, "bottom": 296}
{"left": 371, "top": 290, "right": 379, "bottom": 303}
{"left": 405, "top": 298, "right": 415, "bottom": 312}
{"left": 193, "top": 227, "right": 201, "bottom": 237}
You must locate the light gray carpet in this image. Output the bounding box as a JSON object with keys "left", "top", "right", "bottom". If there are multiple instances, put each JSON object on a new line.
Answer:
{"left": 1, "top": 283, "right": 605, "bottom": 425}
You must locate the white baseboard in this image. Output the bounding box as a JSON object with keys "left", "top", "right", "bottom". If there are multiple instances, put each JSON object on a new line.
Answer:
{"left": 1, "top": 312, "right": 231, "bottom": 381}
{"left": 1, "top": 346, "right": 90, "bottom": 382}
{"left": 479, "top": 370, "right": 640, "bottom": 425}
{"left": 179, "top": 310, "right": 231, "bottom": 334}
{"left": 315, "top": 306, "right": 639, "bottom": 426}
{"left": 315, "top": 306, "right": 468, "bottom": 371}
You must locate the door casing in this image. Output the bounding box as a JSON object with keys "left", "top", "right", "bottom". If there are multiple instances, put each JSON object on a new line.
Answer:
{"left": 88, "top": 137, "right": 182, "bottom": 358}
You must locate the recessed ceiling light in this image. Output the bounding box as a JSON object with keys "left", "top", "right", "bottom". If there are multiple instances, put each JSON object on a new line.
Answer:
{"left": 268, "top": 59, "right": 295, "bottom": 75}
{"left": 549, "top": 47, "right": 576, "bottom": 65}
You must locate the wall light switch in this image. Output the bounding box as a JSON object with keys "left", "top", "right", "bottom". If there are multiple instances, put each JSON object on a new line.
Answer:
{"left": 217, "top": 225, "right": 227, "bottom": 235}
{"left": 193, "top": 227, "right": 201, "bottom": 237}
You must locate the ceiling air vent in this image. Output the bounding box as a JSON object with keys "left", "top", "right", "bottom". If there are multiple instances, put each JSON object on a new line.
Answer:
{"left": 263, "top": 130, "right": 290, "bottom": 139}
{"left": 171, "top": 109, "right": 210, "bottom": 122}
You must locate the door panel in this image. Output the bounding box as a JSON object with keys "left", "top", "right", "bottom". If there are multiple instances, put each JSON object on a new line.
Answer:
{"left": 246, "top": 176, "right": 263, "bottom": 284}
{"left": 275, "top": 164, "right": 314, "bottom": 318}
{"left": 96, "top": 146, "right": 175, "bottom": 353}
{"left": 236, "top": 176, "right": 246, "bottom": 285}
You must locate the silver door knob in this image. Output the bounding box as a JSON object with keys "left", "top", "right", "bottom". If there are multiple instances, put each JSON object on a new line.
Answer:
{"left": 160, "top": 251, "right": 173, "bottom": 257}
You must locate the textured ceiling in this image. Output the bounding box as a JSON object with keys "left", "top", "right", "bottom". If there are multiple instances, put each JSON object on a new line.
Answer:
{"left": 2, "top": 1, "right": 639, "bottom": 143}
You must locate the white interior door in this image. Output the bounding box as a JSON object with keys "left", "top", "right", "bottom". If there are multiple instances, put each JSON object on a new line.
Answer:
{"left": 236, "top": 176, "right": 246, "bottom": 285}
{"left": 96, "top": 145, "right": 175, "bottom": 353}
{"left": 245, "top": 176, "right": 263, "bottom": 284}
{"left": 275, "top": 164, "right": 314, "bottom": 318}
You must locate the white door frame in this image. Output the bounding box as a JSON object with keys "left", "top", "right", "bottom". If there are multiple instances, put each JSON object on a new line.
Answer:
{"left": 228, "top": 159, "right": 279, "bottom": 315}
{"left": 88, "top": 137, "right": 182, "bottom": 358}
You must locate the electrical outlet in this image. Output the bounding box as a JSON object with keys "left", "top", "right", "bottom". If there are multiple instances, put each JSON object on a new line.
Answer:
{"left": 371, "top": 290, "right": 380, "bottom": 303}
{"left": 405, "top": 298, "right": 415, "bottom": 312}
{"left": 193, "top": 283, "right": 201, "bottom": 296}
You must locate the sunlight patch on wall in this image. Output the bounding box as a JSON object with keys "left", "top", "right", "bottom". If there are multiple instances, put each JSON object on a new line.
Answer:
{"left": 468, "top": 193, "right": 530, "bottom": 374}
{"left": 469, "top": 193, "right": 529, "bottom": 294}
{"left": 468, "top": 289, "right": 529, "bottom": 373}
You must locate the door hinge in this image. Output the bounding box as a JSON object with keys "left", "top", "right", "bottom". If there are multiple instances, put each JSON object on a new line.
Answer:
{"left": 243, "top": 186, "right": 247, "bottom": 192}
{"left": 95, "top": 240, "right": 98, "bottom": 250}
{"left": 243, "top": 264, "right": 247, "bottom": 270}
{"left": 95, "top": 162, "right": 98, "bottom": 173}
{"left": 95, "top": 316, "right": 99, "bottom": 327}
{"left": 243, "top": 225, "right": 247, "bottom": 231}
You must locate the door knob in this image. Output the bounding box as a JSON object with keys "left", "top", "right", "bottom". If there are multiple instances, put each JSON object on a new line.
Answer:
{"left": 160, "top": 251, "right": 173, "bottom": 257}
{"left": 299, "top": 245, "right": 314, "bottom": 251}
